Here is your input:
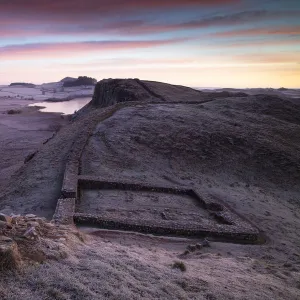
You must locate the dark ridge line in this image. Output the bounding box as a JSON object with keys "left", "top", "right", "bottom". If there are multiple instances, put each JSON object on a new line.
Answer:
{"left": 42, "top": 132, "right": 56, "bottom": 145}
{"left": 149, "top": 99, "right": 213, "bottom": 105}
{"left": 24, "top": 151, "right": 37, "bottom": 164}
{"left": 134, "top": 78, "right": 167, "bottom": 102}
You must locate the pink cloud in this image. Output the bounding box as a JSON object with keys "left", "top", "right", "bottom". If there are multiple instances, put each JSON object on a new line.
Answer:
{"left": 0, "top": 38, "right": 188, "bottom": 60}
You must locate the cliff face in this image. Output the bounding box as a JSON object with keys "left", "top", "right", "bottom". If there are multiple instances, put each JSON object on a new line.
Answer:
{"left": 91, "top": 79, "right": 153, "bottom": 108}
{"left": 90, "top": 78, "right": 211, "bottom": 108}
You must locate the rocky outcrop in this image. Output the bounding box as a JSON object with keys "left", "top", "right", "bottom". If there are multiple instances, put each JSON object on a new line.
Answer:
{"left": 90, "top": 78, "right": 247, "bottom": 109}
{"left": 9, "top": 82, "right": 35, "bottom": 88}
{"left": 63, "top": 76, "right": 97, "bottom": 87}
{"left": 60, "top": 77, "right": 76, "bottom": 83}
{"left": 90, "top": 78, "right": 155, "bottom": 108}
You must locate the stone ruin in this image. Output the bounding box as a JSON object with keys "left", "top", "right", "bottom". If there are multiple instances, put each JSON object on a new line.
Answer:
{"left": 52, "top": 79, "right": 263, "bottom": 244}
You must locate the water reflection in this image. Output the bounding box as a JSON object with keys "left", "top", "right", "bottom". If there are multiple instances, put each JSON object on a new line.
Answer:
{"left": 29, "top": 97, "right": 91, "bottom": 114}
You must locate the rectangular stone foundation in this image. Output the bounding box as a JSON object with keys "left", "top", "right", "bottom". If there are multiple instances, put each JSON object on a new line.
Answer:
{"left": 74, "top": 178, "right": 262, "bottom": 244}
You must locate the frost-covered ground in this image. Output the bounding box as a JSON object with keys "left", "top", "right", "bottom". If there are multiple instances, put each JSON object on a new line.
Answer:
{"left": 1, "top": 228, "right": 300, "bottom": 300}
{"left": 196, "top": 87, "right": 300, "bottom": 99}
{"left": 0, "top": 95, "right": 68, "bottom": 190}
{"left": 1, "top": 80, "right": 300, "bottom": 299}
{"left": 0, "top": 83, "right": 94, "bottom": 102}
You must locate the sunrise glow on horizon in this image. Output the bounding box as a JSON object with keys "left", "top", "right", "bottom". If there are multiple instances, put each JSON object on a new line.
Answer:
{"left": 0, "top": 0, "right": 300, "bottom": 88}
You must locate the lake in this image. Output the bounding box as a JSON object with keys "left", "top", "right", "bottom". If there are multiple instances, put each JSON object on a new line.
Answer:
{"left": 29, "top": 97, "right": 91, "bottom": 115}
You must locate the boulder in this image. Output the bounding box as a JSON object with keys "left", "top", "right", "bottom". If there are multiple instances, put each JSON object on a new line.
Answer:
{"left": 203, "top": 238, "right": 210, "bottom": 247}
{"left": 23, "top": 226, "right": 38, "bottom": 240}
{"left": 0, "top": 213, "right": 12, "bottom": 225}
{"left": 187, "top": 244, "right": 197, "bottom": 252}
{"left": 196, "top": 243, "right": 203, "bottom": 250}
{"left": 0, "top": 207, "right": 13, "bottom": 216}
{"left": 0, "top": 221, "right": 7, "bottom": 229}
{"left": 25, "top": 214, "right": 37, "bottom": 218}
{"left": 0, "top": 236, "right": 21, "bottom": 270}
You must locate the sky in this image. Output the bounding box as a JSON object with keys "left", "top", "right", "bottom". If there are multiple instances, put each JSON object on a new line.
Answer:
{"left": 0, "top": 0, "right": 299, "bottom": 88}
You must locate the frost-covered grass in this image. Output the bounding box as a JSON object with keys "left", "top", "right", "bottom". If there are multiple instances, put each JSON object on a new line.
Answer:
{"left": 1, "top": 234, "right": 299, "bottom": 300}
{"left": 0, "top": 84, "right": 94, "bottom": 102}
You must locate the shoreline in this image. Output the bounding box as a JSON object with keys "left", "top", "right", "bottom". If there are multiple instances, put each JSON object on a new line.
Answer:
{"left": 0, "top": 96, "right": 68, "bottom": 190}
{"left": 45, "top": 93, "right": 93, "bottom": 102}
{"left": 29, "top": 98, "right": 91, "bottom": 115}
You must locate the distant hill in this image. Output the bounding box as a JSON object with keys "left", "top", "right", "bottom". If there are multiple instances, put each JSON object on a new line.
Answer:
{"left": 9, "top": 82, "right": 35, "bottom": 88}
{"left": 63, "top": 76, "right": 97, "bottom": 87}
{"left": 60, "top": 77, "right": 77, "bottom": 83}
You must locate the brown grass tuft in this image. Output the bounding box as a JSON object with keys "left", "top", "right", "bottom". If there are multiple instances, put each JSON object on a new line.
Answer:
{"left": 172, "top": 261, "right": 187, "bottom": 272}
